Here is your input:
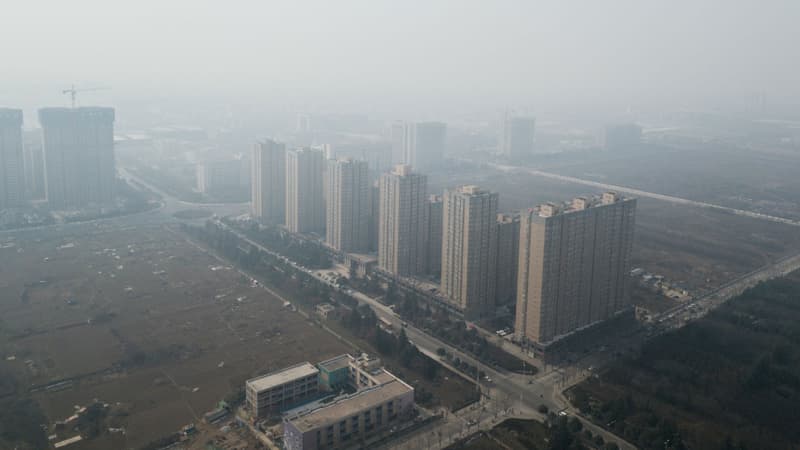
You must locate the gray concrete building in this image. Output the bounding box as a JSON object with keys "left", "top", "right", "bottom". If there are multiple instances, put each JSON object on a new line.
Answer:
{"left": 283, "top": 355, "right": 414, "bottom": 450}
{"left": 325, "top": 158, "right": 371, "bottom": 252}
{"left": 252, "top": 139, "right": 287, "bottom": 223}
{"left": 495, "top": 213, "right": 520, "bottom": 306}
{"left": 0, "top": 109, "right": 25, "bottom": 209}
{"left": 378, "top": 165, "right": 427, "bottom": 277}
{"left": 23, "top": 129, "right": 45, "bottom": 200}
{"left": 286, "top": 148, "right": 325, "bottom": 233}
{"left": 392, "top": 121, "right": 446, "bottom": 172}
{"left": 441, "top": 185, "right": 499, "bottom": 318}
{"left": 196, "top": 159, "right": 242, "bottom": 194}
{"left": 501, "top": 115, "right": 535, "bottom": 160}
{"left": 246, "top": 362, "right": 320, "bottom": 419}
{"left": 425, "top": 195, "right": 443, "bottom": 277}
{"left": 38, "top": 107, "right": 116, "bottom": 209}
{"left": 515, "top": 192, "right": 637, "bottom": 347}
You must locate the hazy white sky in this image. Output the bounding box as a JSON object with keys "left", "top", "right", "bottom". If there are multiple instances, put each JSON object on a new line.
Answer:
{"left": 2, "top": 0, "right": 799, "bottom": 112}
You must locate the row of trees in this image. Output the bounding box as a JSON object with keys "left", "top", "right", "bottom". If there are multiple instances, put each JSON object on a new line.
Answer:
{"left": 340, "top": 305, "right": 440, "bottom": 382}
{"left": 233, "top": 220, "right": 332, "bottom": 269}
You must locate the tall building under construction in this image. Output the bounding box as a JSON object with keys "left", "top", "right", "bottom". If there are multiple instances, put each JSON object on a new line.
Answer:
{"left": 38, "top": 107, "right": 116, "bottom": 209}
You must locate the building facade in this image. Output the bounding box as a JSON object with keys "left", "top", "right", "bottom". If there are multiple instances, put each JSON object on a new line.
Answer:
{"left": 495, "top": 213, "right": 520, "bottom": 306}
{"left": 425, "top": 195, "right": 443, "bottom": 276}
{"left": 0, "top": 108, "right": 25, "bottom": 209}
{"left": 392, "top": 122, "right": 446, "bottom": 172}
{"left": 23, "top": 129, "right": 46, "bottom": 200}
{"left": 286, "top": 148, "right": 325, "bottom": 233}
{"left": 325, "top": 158, "right": 371, "bottom": 252}
{"left": 246, "top": 362, "right": 320, "bottom": 419}
{"left": 501, "top": 115, "right": 535, "bottom": 160}
{"left": 378, "top": 165, "right": 428, "bottom": 277}
{"left": 252, "top": 139, "right": 286, "bottom": 223}
{"left": 515, "top": 193, "right": 637, "bottom": 346}
{"left": 441, "top": 186, "right": 499, "bottom": 318}
{"left": 38, "top": 107, "right": 116, "bottom": 209}
{"left": 196, "top": 159, "right": 243, "bottom": 194}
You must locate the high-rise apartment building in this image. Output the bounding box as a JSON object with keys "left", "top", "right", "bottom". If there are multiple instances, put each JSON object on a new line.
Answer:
{"left": 326, "top": 158, "right": 371, "bottom": 252}
{"left": 425, "top": 195, "right": 443, "bottom": 276}
{"left": 286, "top": 148, "right": 325, "bottom": 233}
{"left": 501, "top": 116, "right": 535, "bottom": 160}
{"left": 378, "top": 165, "right": 427, "bottom": 276}
{"left": 252, "top": 139, "right": 286, "bottom": 223}
{"left": 495, "top": 213, "right": 520, "bottom": 306}
{"left": 515, "top": 192, "right": 637, "bottom": 347}
{"left": 23, "top": 129, "right": 46, "bottom": 200}
{"left": 39, "top": 107, "right": 116, "bottom": 209}
{"left": 441, "top": 185, "right": 499, "bottom": 318}
{"left": 390, "top": 121, "right": 406, "bottom": 166}
{"left": 392, "top": 122, "right": 446, "bottom": 171}
{"left": 368, "top": 181, "right": 380, "bottom": 252}
{"left": 196, "top": 159, "right": 243, "bottom": 194}
{"left": 0, "top": 108, "right": 25, "bottom": 209}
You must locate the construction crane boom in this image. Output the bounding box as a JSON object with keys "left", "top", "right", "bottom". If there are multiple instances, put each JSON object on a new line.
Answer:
{"left": 61, "top": 84, "right": 108, "bottom": 108}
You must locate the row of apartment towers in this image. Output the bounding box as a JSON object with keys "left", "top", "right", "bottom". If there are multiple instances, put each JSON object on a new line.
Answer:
{"left": 252, "top": 140, "right": 636, "bottom": 347}
{"left": 0, "top": 107, "right": 116, "bottom": 210}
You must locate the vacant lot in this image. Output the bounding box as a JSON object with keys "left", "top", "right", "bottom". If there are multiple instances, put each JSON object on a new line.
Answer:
{"left": 431, "top": 165, "right": 800, "bottom": 293}
{"left": 0, "top": 225, "right": 350, "bottom": 449}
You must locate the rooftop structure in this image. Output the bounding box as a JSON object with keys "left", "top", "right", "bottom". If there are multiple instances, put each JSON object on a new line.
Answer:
{"left": 285, "top": 378, "right": 413, "bottom": 434}
{"left": 246, "top": 362, "right": 320, "bottom": 419}
{"left": 283, "top": 356, "right": 414, "bottom": 450}
{"left": 247, "top": 362, "right": 318, "bottom": 392}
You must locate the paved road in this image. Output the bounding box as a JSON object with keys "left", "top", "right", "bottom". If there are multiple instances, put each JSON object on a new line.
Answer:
{"left": 654, "top": 251, "right": 800, "bottom": 330}
{"left": 119, "top": 167, "right": 249, "bottom": 218}
{"left": 481, "top": 161, "right": 800, "bottom": 227}
{"left": 216, "top": 220, "right": 636, "bottom": 449}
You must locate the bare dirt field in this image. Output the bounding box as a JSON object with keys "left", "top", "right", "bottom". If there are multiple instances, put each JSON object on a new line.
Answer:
{"left": 0, "top": 225, "right": 350, "bottom": 449}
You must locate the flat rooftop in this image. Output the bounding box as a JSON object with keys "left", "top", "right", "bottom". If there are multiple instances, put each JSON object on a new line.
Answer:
{"left": 318, "top": 354, "right": 350, "bottom": 372}
{"left": 247, "top": 362, "right": 318, "bottom": 392}
{"left": 286, "top": 379, "right": 413, "bottom": 433}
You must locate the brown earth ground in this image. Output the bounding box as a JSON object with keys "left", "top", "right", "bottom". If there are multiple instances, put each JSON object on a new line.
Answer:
{"left": 0, "top": 225, "right": 351, "bottom": 449}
